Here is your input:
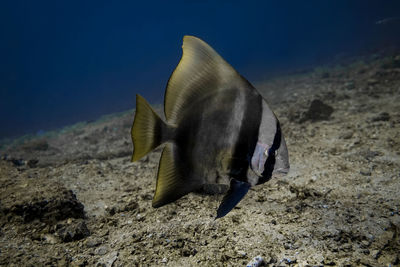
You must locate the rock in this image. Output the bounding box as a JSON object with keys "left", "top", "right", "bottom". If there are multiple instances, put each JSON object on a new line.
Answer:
{"left": 371, "top": 249, "right": 381, "bottom": 259}
{"left": 360, "top": 240, "right": 370, "bottom": 248}
{"left": 231, "top": 215, "right": 240, "bottom": 224}
{"left": 344, "top": 81, "right": 355, "bottom": 90}
{"left": 71, "top": 258, "right": 88, "bottom": 267}
{"left": 95, "top": 246, "right": 109, "bottom": 256}
{"left": 182, "top": 247, "right": 197, "bottom": 257}
{"left": 5, "top": 189, "right": 85, "bottom": 224}
{"left": 288, "top": 108, "right": 302, "bottom": 122}
{"left": 85, "top": 237, "right": 102, "bottom": 248}
{"left": 106, "top": 206, "right": 117, "bottom": 216}
{"left": 360, "top": 170, "right": 371, "bottom": 176}
{"left": 282, "top": 257, "right": 297, "bottom": 264}
{"left": 10, "top": 158, "right": 24, "bottom": 166}
{"left": 371, "top": 112, "right": 390, "bottom": 122}
{"left": 56, "top": 220, "right": 90, "bottom": 242}
{"left": 323, "top": 257, "right": 336, "bottom": 266}
{"left": 339, "top": 131, "right": 353, "bottom": 139}
{"left": 360, "top": 149, "right": 381, "bottom": 160}
{"left": 237, "top": 251, "right": 247, "bottom": 257}
{"left": 300, "top": 99, "right": 334, "bottom": 123}
{"left": 41, "top": 233, "right": 60, "bottom": 244}
{"left": 27, "top": 159, "right": 39, "bottom": 168}
{"left": 20, "top": 139, "right": 49, "bottom": 152}
{"left": 122, "top": 200, "right": 139, "bottom": 212}
{"left": 171, "top": 239, "right": 185, "bottom": 249}
{"left": 246, "top": 255, "right": 264, "bottom": 267}
{"left": 367, "top": 79, "right": 379, "bottom": 86}
{"left": 98, "top": 251, "right": 118, "bottom": 267}
{"left": 312, "top": 254, "right": 324, "bottom": 264}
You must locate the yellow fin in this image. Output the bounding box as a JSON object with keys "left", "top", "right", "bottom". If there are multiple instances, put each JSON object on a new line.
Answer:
{"left": 164, "top": 35, "right": 244, "bottom": 124}
{"left": 131, "top": 94, "right": 165, "bottom": 162}
{"left": 152, "top": 143, "right": 201, "bottom": 208}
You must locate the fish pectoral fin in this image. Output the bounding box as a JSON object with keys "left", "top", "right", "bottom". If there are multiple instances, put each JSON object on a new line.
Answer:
{"left": 216, "top": 179, "right": 251, "bottom": 219}
{"left": 152, "top": 143, "right": 201, "bottom": 208}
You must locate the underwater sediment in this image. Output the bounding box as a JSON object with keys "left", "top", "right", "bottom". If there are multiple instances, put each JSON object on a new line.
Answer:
{"left": 0, "top": 53, "right": 400, "bottom": 266}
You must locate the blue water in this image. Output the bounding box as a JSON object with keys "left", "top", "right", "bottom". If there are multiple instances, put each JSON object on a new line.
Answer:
{"left": 1, "top": 0, "right": 399, "bottom": 139}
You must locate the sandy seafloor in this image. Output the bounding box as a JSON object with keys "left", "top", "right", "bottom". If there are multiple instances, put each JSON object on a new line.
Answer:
{"left": 0, "top": 53, "right": 399, "bottom": 267}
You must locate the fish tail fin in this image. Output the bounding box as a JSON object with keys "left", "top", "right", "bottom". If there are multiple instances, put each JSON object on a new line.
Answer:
{"left": 131, "top": 94, "right": 173, "bottom": 162}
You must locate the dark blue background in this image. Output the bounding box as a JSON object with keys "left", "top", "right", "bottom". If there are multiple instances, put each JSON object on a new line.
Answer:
{"left": 1, "top": 1, "right": 399, "bottom": 139}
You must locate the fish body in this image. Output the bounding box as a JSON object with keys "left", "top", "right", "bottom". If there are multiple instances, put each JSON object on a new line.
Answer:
{"left": 131, "top": 36, "right": 289, "bottom": 218}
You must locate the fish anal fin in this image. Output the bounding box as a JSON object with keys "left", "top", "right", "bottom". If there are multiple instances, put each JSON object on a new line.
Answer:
{"left": 216, "top": 179, "right": 250, "bottom": 219}
{"left": 152, "top": 143, "right": 201, "bottom": 208}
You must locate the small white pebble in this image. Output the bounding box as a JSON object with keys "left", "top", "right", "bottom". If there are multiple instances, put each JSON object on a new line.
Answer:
{"left": 246, "top": 255, "right": 264, "bottom": 267}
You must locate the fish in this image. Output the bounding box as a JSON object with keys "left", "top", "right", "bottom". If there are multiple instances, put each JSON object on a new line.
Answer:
{"left": 131, "top": 35, "right": 289, "bottom": 218}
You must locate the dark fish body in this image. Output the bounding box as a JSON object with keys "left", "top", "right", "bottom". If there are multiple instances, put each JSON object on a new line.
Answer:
{"left": 175, "top": 83, "right": 261, "bottom": 185}
{"left": 131, "top": 36, "right": 289, "bottom": 218}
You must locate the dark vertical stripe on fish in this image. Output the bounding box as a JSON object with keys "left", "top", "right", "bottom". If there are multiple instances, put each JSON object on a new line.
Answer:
{"left": 229, "top": 89, "right": 263, "bottom": 181}
{"left": 258, "top": 121, "right": 282, "bottom": 184}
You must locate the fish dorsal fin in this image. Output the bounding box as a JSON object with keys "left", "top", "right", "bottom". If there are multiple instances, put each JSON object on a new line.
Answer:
{"left": 152, "top": 142, "right": 202, "bottom": 208}
{"left": 164, "top": 35, "right": 245, "bottom": 124}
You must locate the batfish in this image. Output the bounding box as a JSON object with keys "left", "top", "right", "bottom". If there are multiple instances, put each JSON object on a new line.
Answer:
{"left": 131, "top": 36, "right": 289, "bottom": 218}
